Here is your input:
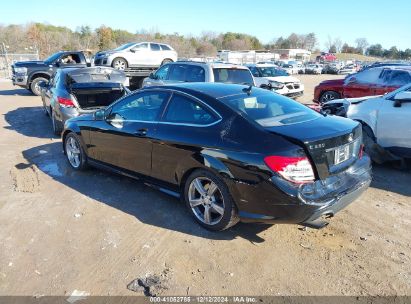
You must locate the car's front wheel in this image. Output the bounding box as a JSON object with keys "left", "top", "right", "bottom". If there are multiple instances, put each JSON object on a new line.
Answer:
{"left": 184, "top": 169, "right": 239, "bottom": 231}
{"left": 111, "top": 57, "right": 128, "bottom": 70}
{"left": 64, "top": 133, "right": 88, "bottom": 170}
{"left": 30, "top": 77, "right": 48, "bottom": 96}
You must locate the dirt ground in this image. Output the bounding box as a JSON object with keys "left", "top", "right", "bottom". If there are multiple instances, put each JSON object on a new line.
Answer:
{"left": 0, "top": 75, "right": 410, "bottom": 297}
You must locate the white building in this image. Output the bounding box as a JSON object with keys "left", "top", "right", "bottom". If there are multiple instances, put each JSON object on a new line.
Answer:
{"left": 217, "top": 50, "right": 279, "bottom": 64}
{"left": 272, "top": 49, "right": 311, "bottom": 62}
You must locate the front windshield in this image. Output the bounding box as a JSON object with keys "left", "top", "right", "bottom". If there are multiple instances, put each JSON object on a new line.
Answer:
{"left": 44, "top": 52, "right": 63, "bottom": 63}
{"left": 219, "top": 90, "right": 321, "bottom": 127}
{"left": 113, "top": 43, "right": 136, "bottom": 51}
{"left": 258, "top": 67, "right": 289, "bottom": 77}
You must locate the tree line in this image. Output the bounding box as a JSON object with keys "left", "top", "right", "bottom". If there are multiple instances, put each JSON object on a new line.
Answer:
{"left": 0, "top": 23, "right": 410, "bottom": 60}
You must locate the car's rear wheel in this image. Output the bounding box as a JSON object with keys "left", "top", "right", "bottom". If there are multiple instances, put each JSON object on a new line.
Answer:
{"left": 184, "top": 169, "right": 239, "bottom": 231}
{"left": 51, "top": 110, "right": 63, "bottom": 135}
{"left": 64, "top": 133, "right": 88, "bottom": 170}
{"left": 161, "top": 58, "right": 173, "bottom": 65}
{"left": 111, "top": 57, "right": 128, "bottom": 70}
{"left": 319, "top": 91, "right": 340, "bottom": 104}
{"left": 30, "top": 77, "right": 47, "bottom": 96}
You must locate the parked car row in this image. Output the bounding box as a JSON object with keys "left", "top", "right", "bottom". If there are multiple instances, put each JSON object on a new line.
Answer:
{"left": 16, "top": 44, "right": 373, "bottom": 231}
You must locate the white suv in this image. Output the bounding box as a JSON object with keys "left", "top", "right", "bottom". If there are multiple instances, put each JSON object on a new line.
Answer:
{"left": 143, "top": 62, "right": 255, "bottom": 87}
{"left": 94, "top": 42, "right": 178, "bottom": 70}
{"left": 246, "top": 64, "right": 304, "bottom": 99}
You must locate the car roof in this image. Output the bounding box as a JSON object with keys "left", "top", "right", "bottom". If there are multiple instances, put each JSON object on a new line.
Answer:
{"left": 173, "top": 61, "right": 249, "bottom": 69}
{"left": 246, "top": 63, "right": 278, "bottom": 68}
{"left": 147, "top": 82, "right": 255, "bottom": 99}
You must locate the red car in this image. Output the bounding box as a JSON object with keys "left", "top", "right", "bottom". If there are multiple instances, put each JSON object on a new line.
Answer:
{"left": 314, "top": 66, "right": 411, "bottom": 103}
{"left": 316, "top": 52, "right": 337, "bottom": 62}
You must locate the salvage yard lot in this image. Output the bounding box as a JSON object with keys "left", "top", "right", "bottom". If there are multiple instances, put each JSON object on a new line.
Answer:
{"left": 0, "top": 76, "right": 410, "bottom": 296}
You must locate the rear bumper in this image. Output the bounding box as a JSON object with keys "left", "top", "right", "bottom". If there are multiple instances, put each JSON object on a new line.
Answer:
{"left": 237, "top": 155, "right": 372, "bottom": 225}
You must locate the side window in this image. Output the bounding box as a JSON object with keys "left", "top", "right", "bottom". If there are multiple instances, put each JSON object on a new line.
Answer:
{"left": 249, "top": 66, "right": 260, "bottom": 77}
{"left": 132, "top": 43, "right": 148, "bottom": 51}
{"left": 168, "top": 65, "right": 187, "bottom": 81}
{"left": 160, "top": 44, "right": 171, "bottom": 51}
{"left": 389, "top": 71, "right": 411, "bottom": 86}
{"left": 111, "top": 92, "right": 170, "bottom": 122}
{"left": 150, "top": 43, "right": 161, "bottom": 51}
{"left": 185, "top": 65, "right": 205, "bottom": 82}
{"left": 155, "top": 64, "right": 170, "bottom": 80}
{"left": 163, "top": 94, "right": 218, "bottom": 125}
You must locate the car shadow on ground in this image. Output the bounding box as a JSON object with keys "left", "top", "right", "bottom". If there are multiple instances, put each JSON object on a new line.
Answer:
{"left": 370, "top": 163, "right": 411, "bottom": 197}
{"left": 21, "top": 142, "right": 272, "bottom": 243}
{"left": 4, "top": 106, "right": 58, "bottom": 139}
{"left": 0, "top": 88, "right": 33, "bottom": 96}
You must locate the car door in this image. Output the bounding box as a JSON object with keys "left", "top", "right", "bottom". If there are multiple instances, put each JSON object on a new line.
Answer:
{"left": 129, "top": 43, "right": 150, "bottom": 66}
{"left": 151, "top": 92, "right": 221, "bottom": 184}
{"left": 88, "top": 90, "right": 171, "bottom": 176}
{"left": 376, "top": 87, "right": 411, "bottom": 153}
{"left": 343, "top": 68, "right": 382, "bottom": 98}
{"left": 164, "top": 64, "right": 188, "bottom": 84}
{"left": 149, "top": 43, "right": 162, "bottom": 65}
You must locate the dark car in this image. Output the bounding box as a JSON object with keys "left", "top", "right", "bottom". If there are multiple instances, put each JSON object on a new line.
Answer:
{"left": 62, "top": 83, "right": 371, "bottom": 231}
{"left": 12, "top": 51, "right": 89, "bottom": 96}
{"left": 314, "top": 66, "right": 411, "bottom": 103}
{"left": 41, "top": 67, "right": 129, "bottom": 135}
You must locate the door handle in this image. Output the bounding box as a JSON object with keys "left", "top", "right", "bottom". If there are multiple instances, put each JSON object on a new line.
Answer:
{"left": 134, "top": 128, "right": 148, "bottom": 136}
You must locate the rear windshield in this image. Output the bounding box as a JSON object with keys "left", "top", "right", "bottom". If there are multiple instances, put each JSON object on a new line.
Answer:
{"left": 220, "top": 91, "right": 321, "bottom": 127}
{"left": 213, "top": 68, "right": 254, "bottom": 85}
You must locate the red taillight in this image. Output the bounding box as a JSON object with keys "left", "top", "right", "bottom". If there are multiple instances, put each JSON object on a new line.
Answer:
{"left": 57, "top": 96, "right": 74, "bottom": 107}
{"left": 264, "top": 156, "right": 315, "bottom": 184}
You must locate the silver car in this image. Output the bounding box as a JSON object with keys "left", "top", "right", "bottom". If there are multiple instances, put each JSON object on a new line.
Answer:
{"left": 142, "top": 61, "right": 255, "bottom": 87}
{"left": 94, "top": 42, "right": 178, "bottom": 70}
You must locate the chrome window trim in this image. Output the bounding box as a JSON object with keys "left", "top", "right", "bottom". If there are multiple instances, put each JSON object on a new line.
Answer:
{"left": 105, "top": 88, "right": 223, "bottom": 127}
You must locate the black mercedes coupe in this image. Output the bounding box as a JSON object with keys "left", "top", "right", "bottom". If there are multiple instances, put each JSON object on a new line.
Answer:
{"left": 62, "top": 83, "right": 371, "bottom": 231}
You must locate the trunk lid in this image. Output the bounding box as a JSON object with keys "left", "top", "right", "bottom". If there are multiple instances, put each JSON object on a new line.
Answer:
{"left": 265, "top": 115, "right": 362, "bottom": 180}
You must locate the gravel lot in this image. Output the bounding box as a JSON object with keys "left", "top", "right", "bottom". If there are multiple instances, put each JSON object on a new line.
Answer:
{"left": 0, "top": 75, "right": 410, "bottom": 297}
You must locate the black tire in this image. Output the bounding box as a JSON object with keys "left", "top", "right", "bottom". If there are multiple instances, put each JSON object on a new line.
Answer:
{"left": 319, "top": 91, "right": 340, "bottom": 104}
{"left": 64, "top": 133, "right": 88, "bottom": 171}
{"left": 30, "top": 77, "right": 48, "bottom": 96}
{"left": 161, "top": 58, "right": 173, "bottom": 65}
{"left": 51, "top": 110, "right": 63, "bottom": 136}
{"left": 183, "top": 169, "right": 239, "bottom": 231}
{"left": 111, "top": 57, "right": 128, "bottom": 70}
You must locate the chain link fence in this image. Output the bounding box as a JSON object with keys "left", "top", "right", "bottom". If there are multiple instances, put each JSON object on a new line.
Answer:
{"left": 0, "top": 43, "right": 39, "bottom": 79}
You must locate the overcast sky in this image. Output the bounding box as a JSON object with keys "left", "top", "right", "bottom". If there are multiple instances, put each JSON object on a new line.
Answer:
{"left": 1, "top": 0, "right": 410, "bottom": 50}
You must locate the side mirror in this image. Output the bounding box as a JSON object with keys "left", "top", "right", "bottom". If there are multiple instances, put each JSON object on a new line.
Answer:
{"left": 260, "top": 83, "right": 272, "bottom": 90}
{"left": 130, "top": 48, "right": 138, "bottom": 53}
{"left": 393, "top": 91, "right": 411, "bottom": 107}
{"left": 149, "top": 72, "right": 157, "bottom": 80}
{"left": 94, "top": 109, "right": 106, "bottom": 120}
{"left": 348, "top": 77, "right": 357, "bottom": 83}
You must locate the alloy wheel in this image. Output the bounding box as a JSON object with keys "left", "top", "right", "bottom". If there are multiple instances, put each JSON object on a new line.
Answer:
{"left": 113, "top": 60, "right": 126, "bottom": 70}
{"left": 188, "top": 177, "right": 225, "bottom": 225}
{"left": 66, "top": 137, "right": 81, "bottom": 168}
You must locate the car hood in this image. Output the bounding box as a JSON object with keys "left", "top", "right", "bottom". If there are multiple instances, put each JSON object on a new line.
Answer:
{"left": 319, "top": 79, "right": 345, "bottom": 86}
{"left": 324, "top": 95, "right": 382, "bottom": 106}
{"left": 265, "top": 76, "right": 300, "bottom": 83}
{"left": 13, "top": 60, "right": 46, "bottom": 67}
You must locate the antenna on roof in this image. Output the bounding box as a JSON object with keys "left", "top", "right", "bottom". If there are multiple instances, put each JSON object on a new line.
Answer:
{"left": 242, "top": 85, "right": 253, "bottom": 95}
